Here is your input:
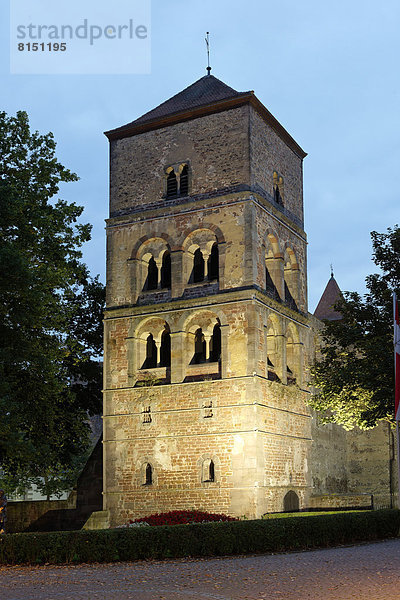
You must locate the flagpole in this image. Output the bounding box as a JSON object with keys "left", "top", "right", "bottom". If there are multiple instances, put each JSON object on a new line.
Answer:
{"left": 393, "top": 293, "right": 400, "bottom": 508}
{"left": 397, "top": 420, "right": 400, "bottom": 509}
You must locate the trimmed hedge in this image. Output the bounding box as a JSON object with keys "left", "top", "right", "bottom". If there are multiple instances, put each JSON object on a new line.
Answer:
{"left": 0, "top": 509, "right": 399, "bottom": 566}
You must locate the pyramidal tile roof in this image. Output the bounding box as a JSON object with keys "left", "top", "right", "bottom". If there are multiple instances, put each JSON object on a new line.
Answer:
{"left": 106, "top": 75, "right": 251, "bottom": 138}
{"left": 104, "top": 73, "right": 306, "bottom": 158}
{"left": 314, "top": 275, "right": 343, "bottom": 321}
{"left": 131, "top": 75, "right": 251, "bottom": 125}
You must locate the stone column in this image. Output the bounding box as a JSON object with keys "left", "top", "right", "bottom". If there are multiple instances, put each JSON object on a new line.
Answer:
{"left": 171, "top": 250, "right": 185, "bottom": 298}
{"left": 217, "top": 242, "right": 226, "bottom": 290}
{"left": 137, "top": 336, "right": 147, "bottom": 372}
{"left": 276, "top": 333, "right": 287, "bottom": 384}
{"left": 154, "top": 335, "right": 162, "bottom": 367}
{"left": 126, "top": 336, "right": 135, "bottom": 386}
{"left": 204, "top": 332, "right": 212, "bottom": 361}
{"left": 127, "top": 258, "right": 141, "bottom": 304}
{"left": 294, "top": 341, "right": 304, "bottom": 386}
{"left": 246, "top": 304, "right": 258, "bottom": 376}
{"left": 203, "top": 250, "right": 211, "bottom": 281}
{"left": 272, "top": 255, "right": 285, "bottom": 300}
{"left": 243, "top": 202, "right": 258, "bottom": 287}
{"left": 291, "top": 267, "right": 301, "bottom": 306}
{"left": 155, "top": 258, "right": 163, "bottom": 289}
{"left": 220, "top": 324, "right": 229, "bottom": 379}
{"left": 170, "top": 330, "right": 186, "bottom": 383}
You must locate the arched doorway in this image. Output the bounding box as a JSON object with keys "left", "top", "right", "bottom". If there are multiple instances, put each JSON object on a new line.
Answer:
{"left": 283, "top": 490, "right": 299, "bottom": 512}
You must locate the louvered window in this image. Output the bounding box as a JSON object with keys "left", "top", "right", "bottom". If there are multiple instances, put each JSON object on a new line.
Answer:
{"left": 180, "top": 165, "right": 189, "bottom": 196}
{"left": 166, "top": 170, "right": 178, "bottom": 198}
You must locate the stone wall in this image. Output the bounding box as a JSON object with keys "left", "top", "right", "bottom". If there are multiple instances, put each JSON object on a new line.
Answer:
{"left": 103, "top": 78, "right": 394, "bottom": 527}
{"left": 310, "top": 420, "right": 396, "bottom": 510}
{"left": 309, "top": 313, "right": 396, "bottom": 509}
{"left": 6, "top": 438, "right": 103, "bottom": 533}
{"left": 109, "top": 105, "right": 250, "bottom": 217}
{"left": 308, "top": 494, "right": 372, "bottom": 510}
{"left": 103, "top": 374, "right": 312, "bottom": 526}
{"left": 6, "top": 497, "right": 73, "bottom": 534}
{"left": 249, "top": 106, "right": 304, "bottom": 225}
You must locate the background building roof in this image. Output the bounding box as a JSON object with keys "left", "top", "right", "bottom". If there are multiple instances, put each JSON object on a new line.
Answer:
{"left": 314, "top": 275, "right": 342, "bottom": 321}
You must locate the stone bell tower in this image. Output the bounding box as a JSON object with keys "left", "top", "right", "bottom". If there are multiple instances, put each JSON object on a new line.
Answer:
{"left": 103, "top": 72, "right": 310, "bottom": 526}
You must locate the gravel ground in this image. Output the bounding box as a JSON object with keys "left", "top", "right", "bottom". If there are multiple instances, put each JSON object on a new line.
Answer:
{"left": 1, "top": 538, "right": 400, "bottom": 600}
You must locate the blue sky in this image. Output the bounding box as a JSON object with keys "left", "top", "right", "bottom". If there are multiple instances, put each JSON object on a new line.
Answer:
{"left": 2, "top": 0, "right": 400, "bottom": 311}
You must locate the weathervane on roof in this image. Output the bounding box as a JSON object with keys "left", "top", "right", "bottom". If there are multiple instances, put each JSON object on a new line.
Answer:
{"left": 205, "top": 32, "right": 211, "bottom": 76}
{"left": 330, "top": 263, "right": 334, "bottom": 278}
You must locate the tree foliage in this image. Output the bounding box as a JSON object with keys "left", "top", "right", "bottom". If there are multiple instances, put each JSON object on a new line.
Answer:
{"left": 309, "top": 226, "right": 400, "bottom": 430}
{"left": 0, "top": 111, "right": 104, "bottom": 497}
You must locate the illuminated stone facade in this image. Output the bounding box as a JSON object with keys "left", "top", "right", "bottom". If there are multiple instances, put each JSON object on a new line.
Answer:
{"left": 100, "top": 76, "right": 393, "bottom": 527}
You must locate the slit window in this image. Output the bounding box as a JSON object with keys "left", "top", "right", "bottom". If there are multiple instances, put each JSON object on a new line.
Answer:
{"left": 202, "top": 459, "right": 215, "bottom": 482}
{"left": 144, "top": 463, "right": 153, "bottom": 485}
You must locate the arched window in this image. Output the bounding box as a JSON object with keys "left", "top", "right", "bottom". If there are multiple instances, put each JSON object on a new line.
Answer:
{"left": 166, "top": 170, "right": 178, "bottom": 198}
{"left": 159, "top": 327, "right": 171, "bottom": 367}
{"left": 283, "top": 490, "right": 299, "bottom": 512}
{"left": 284, "top": 280, "right": 296, "bottom": 310}
{"left": 193, "top": 248, "right": 205, "bottom": 283}
{"left": 208, "top": 243, "right": 219, "bottom": 281}
{"left": 146, "top": 257, "right": 158, "bottom": 291}
{"left": 209, "top": 321, "right": 221, "bottom": 362}
{"left": 286, "top": 326, "right": 298, "bottom": 385}
{"left": 273, "top": 171, "right": 284, "bottom": 206}
{"left": 286, "top": 363, "right": 295, "bottom": 384}
{"left": 202, "top": 459, "right": 215, "bottom": 482}
{"left": 192, "top": 328, "right": 206, "bottom": 364}
{"left": 266, "top": 265, "right": 275, "bottom": 292}
{"left": 274, "top": 185, "right": 283, "bottom": 205}
{"left": 266, "top": 317, "right": 281, "bottom": 382}
{"left": 143, "top": 334, "right": 157, "bottom": 369}
{"left": 160, "top": 252, "right": 171, "bottom": 289}
{"left": 144, "top": 463, "right": 153, "bottom": 486}
{"left": 180, "top": 164, "right": 189, "bottom": 196}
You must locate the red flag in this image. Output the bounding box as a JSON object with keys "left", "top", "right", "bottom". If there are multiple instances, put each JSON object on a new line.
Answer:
{"left": 394, "top": 293, "right": 400, "bottom": 420}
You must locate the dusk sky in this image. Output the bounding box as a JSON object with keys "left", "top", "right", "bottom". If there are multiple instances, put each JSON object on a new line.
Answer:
{"left": 2, "top": 0, "right": 399, "bottom": 311}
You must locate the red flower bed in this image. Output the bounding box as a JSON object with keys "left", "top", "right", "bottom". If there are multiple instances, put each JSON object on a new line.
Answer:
{"left": 129, "top": 509, "right": 238, "bottom": 527}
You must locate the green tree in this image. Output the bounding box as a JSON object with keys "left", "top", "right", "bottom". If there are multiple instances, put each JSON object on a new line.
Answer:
{"left": 0, "top": 111, "right": 104, "bottom": 498}
{"left": 308, "top": 226, "right": 400, "bottom": 430}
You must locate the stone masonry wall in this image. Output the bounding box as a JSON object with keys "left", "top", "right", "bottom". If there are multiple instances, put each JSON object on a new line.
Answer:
{"left": 103, "top": 81, "right": 395, "bottom": 527}
{"left": 308, "top": 314, "right": 395, "bottom": 508}
{"left": 103, "top": 374, "right": 312, "bottom": 526}
{"left": 109, "top": 106, "right": 250, "bottom": 217}
{"left": 106, "top": 200, "right": 248, "bottom": 307}
{"left": 249, "top": 107, "right": 304, "bottom": 224}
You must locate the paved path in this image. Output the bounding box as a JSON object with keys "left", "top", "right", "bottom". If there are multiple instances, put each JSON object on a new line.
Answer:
{"left": 1, "top": 539, "right": 400, "bottom": 600}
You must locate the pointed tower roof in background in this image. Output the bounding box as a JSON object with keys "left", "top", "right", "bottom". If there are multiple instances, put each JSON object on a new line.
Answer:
{"left": 314, "top": 274, "right": 343, "bottom": 321}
